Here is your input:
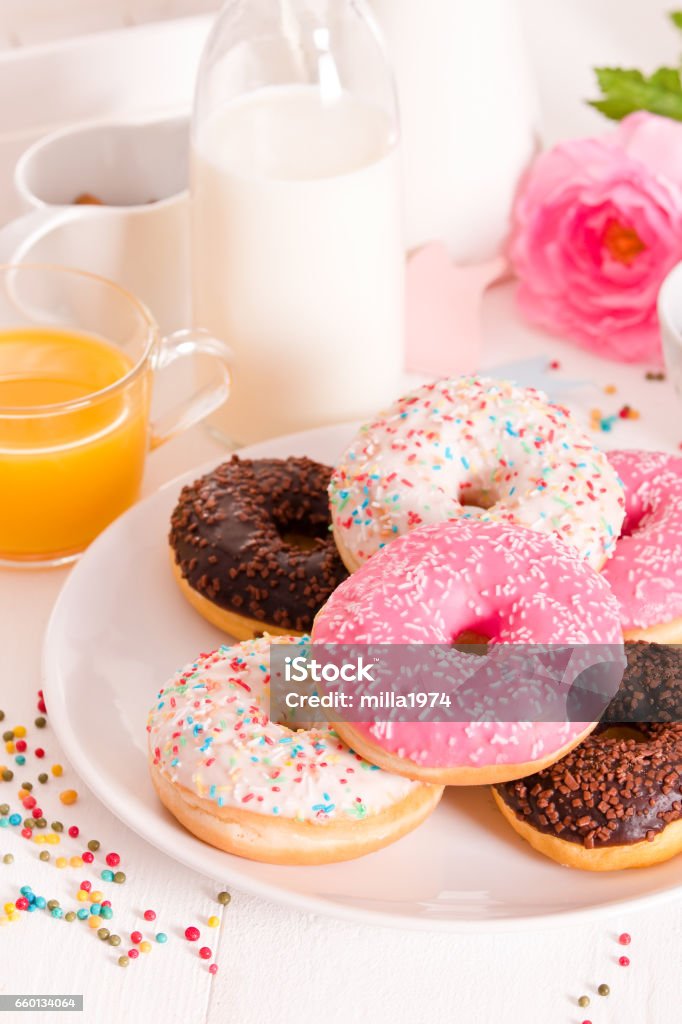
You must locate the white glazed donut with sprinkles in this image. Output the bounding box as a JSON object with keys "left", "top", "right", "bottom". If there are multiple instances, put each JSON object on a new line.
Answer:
{"left": 147, "top": 636, "right": 442, "bottom": 864}
{"left": 329, "top": 376, "right": 625, "bottom": 572}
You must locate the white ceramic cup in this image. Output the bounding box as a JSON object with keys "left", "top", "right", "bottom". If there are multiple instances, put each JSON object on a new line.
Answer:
{"left": 658, "top": 261, "right": 682, "bottom": 397}
{"left": 0, "top": 116, "right": 189, "bottom": 333}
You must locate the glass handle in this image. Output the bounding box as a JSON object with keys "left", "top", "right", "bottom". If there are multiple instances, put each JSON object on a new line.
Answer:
{"left": 149, "top": 328, "right": 232, "bottom": 450}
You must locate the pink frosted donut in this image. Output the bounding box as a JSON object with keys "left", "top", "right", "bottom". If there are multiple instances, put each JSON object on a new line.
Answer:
{"left": 603, "top": 450, "right": 682, "bottom": 642}
{"left": 312, "top": 519, "right": 624, "bottom": 785}
{"left": 329, "top": 376, "right": 625, "bottom": 573}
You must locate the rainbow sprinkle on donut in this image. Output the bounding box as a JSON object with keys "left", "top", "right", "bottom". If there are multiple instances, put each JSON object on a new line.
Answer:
{"left": 329, "top": 376, "right": 625, "bottom": 571}
{"left": 147, "top": 636, "right": 419, "bottom": 823}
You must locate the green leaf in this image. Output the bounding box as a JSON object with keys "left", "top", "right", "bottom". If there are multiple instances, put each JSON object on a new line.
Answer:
{"left": 670, "top": 10, "right": 682, "bottom": 31}
{"left": 649, "top": 66, "right": 682, "bottom": 92}
{"left": 588, "top": 64, "right": 682, "bottom": 121}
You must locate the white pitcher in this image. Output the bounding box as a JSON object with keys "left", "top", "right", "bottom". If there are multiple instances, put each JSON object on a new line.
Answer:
{"left": 191, "top": 0, "right": 407, "bottom": 445}
{"left": 370, "top": 0, "right": 538, "bottom": 261}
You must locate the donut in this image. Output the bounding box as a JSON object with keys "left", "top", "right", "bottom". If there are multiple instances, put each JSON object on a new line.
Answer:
{"left": 169, "top": 456, "right": 348, "bottom": 640}
{"left": 600, "top": 640, "right": 682, "bottom": 725}
{"left": 602, "top": 450, "right": 682, "bottom": 643}
{"left": 329, "top": 376, "right": 624, "bottom": 573}
{"left": 493, "top": 643, "right": 682, "bottom": 871}
{"left": 312, "top": 519, "right": 623, "bottom": 785}
{"left": 147, "top": 636, "right": 443, "bottom": 865}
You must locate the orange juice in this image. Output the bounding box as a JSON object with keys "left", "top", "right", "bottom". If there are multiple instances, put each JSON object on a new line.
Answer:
{"left": 0, "top": 327, "right": 151, "bottom": 560}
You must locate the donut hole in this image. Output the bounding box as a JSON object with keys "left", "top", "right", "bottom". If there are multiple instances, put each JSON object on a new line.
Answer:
{"left": 458, "top": 486, "right": 497, "bottom": 512}
{"left": 279, "top": 530, "right": 321, "bottom": 552}
{"left": 274, "top": 513, "right": 328, "bottom": 551}
{"left": 600, "top": 725, "right": 648, "bottom": 743}
{"left": 451, "top": 630, "right": 490, "bottom": 656}
{"left": 618, "top": 503, "right": 652, "bottom": 539}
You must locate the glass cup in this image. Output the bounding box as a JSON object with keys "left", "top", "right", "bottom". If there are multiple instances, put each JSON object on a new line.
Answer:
{"left": 0, "top": 263, "right": 231, "bottom": 567}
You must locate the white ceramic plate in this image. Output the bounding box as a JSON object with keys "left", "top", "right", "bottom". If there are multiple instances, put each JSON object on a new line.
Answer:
{"left": 43, "top": 423, "right": 682, "bottom": 931}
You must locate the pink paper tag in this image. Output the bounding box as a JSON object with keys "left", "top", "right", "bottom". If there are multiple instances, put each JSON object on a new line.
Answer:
{"left": 405, "top": 241, "right": 507, "bottom": 377}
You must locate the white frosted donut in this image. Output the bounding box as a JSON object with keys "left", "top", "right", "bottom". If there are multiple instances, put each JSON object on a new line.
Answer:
{"left": 330, "top": 376, "right": 625, "bottom": 572}
{"left": 147, "top": 636, "right": 442, "bottom": 865}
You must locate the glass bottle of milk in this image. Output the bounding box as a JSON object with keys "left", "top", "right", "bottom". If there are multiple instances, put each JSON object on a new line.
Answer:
{"left": 191, "top": 0, "right": 405, "bottom": 445}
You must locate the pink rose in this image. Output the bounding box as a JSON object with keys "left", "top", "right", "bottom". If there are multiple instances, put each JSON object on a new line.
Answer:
{"left": 510, "top": 112, "right": 682, "bottom": 363}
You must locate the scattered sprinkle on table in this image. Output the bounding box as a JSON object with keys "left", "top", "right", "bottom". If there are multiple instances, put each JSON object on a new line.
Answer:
{"left": 597, "top": 983, "right": 610, "bottom": 997}
{"left": 0, "top": 699, "right": 237, "bottom": 981}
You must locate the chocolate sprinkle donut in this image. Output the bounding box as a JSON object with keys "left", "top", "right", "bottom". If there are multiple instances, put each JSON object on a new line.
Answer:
{"left": 495, "top": 643, "right": 682, "bottom": 850}
{"left": 169, "top": 456, "right": 348, "bottom": 633}
{"left": 602, "top": 641, "right": 682, "bottom": 724}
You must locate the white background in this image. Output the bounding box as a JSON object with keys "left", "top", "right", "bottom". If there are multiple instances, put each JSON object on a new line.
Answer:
{"left": 1, "top": 3, "right": 682, "bottom": 1023}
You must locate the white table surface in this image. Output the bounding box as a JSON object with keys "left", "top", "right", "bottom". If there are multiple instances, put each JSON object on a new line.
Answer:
{"left": 1, "top": 281, "right": 681, "bottom": 1024}
{"left": 3, "top": 2, "right": 682, "bottom": 1021}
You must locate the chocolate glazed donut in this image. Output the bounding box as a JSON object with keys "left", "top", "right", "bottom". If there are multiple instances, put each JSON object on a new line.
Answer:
{"left": 493, "top": 643, "right": 682, "bottom": 870}
{"left": 169, "top": 456, "right": 348, "bottom": 639}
